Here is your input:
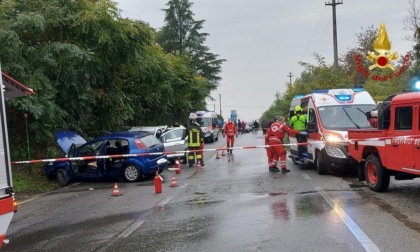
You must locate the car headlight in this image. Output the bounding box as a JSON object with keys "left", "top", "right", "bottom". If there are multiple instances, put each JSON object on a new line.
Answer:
{"left": 323, "top": 134, "right": 343, "bottom": 142}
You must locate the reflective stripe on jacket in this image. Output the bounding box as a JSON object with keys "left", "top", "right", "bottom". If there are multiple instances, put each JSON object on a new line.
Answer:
{"left": 187, "top": 125, "right": 202, "bottom": 147}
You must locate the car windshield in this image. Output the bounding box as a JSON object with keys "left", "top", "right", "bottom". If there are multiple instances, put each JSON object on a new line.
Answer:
{"left": 197, "top": 117, "right": 212, "bottom": 127}
{"left": 318, "top": 105, "right": 377, "bottom": 130}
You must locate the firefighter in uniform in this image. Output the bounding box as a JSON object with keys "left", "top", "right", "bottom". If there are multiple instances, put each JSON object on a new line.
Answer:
{"left": 289, "top": 105, "right": 308, "bottom": 163}
{"left": 187, "top": 119, "right": 205, "bottom": 167}
{"left": 268, "top": 115, "right": 306, "bottom": 172}
{"left": 223, "top": 118, "right": 238, "bottom": 154}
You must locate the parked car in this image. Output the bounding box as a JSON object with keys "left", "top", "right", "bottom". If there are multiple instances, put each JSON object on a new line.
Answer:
{"left": 129, "top": 125, "right": 168, "bottom": 138}
{"left": 45, "top": 130, "right": 168, "bottom": 187}
{"left": 129, "top": 126, "right": 188, "bottom": 163}
{"left": 245, "top": 124, "right": 252, "bottom": 133}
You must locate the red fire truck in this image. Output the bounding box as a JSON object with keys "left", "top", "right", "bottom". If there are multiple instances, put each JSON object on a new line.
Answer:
{"left": 348, "top": 92, "right": 420, "bottom": 192}
{"left": 0, "top": 71, "right": 35, "bottom": 247}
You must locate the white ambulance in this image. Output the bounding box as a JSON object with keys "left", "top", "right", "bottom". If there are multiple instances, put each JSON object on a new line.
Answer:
{"left": 288, "top": 88, "right": 376, "bottom": 174}
{"left": 188, "top": 111, "right": 220, "bottom": 143}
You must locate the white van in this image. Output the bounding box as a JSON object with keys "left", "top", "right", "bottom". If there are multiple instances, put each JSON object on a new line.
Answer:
{"left": 288, "top": 88, "right": 376, "bottom": 174}
{"left": 189, "top": 111, "right": 220, "bottom": 143}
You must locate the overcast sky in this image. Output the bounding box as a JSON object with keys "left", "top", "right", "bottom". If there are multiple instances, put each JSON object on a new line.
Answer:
{"left": 116, "top": 0, "right": 414, "bottom": 122}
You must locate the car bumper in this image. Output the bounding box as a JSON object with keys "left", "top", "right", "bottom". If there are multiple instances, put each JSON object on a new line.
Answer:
{"left": 324, "top": 143, "right": 358, "bottom": 171}
{"left": 166, "top": 153, "right": 185, "bottom": 160}
{"left": 147, "top": 158, "right": 168, "bottom": 175}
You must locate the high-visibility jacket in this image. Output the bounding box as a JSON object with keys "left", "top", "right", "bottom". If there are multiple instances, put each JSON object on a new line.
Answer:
{"left": 187, "top": 124, "right": 203, "bottom": 147}
{"left": 289, "top": 114, "right": 307, "bottom": 131}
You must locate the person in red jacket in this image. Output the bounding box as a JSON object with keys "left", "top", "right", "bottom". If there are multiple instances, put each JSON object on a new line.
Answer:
{"left": 223, "top": 118, "right": 238, "bottom": 154}
{"left": 365, "top": 110, "right": 378, "bottom": 128}
{"left": 265, "top": 121, "right": 274, "bottom": 169}
{"left": 268, "top": 115, "right": 306, "bottom": 173}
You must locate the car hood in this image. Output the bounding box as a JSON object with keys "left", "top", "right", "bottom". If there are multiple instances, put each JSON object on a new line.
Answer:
{"left": 55, "top": 130, "right": 87, "bottom": 153}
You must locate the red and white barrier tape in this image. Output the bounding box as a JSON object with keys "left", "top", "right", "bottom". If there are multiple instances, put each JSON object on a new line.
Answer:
{"left": 11, "top": 141, "right": 324, "bottom": 165}
{"left": 16, "top": 134, "right": 419, "bottom": 165}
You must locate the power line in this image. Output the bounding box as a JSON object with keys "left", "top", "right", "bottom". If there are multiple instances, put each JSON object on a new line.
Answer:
{"left": 292, "top": 6, "right": 329, "bottom": 73}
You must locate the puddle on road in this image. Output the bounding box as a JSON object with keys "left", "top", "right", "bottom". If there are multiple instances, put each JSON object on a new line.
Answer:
{"left": 294, "top": 194, "right": 329, "bottom": 218}
{"left": 271, "top": 200, "right": 290, "bottom": 220}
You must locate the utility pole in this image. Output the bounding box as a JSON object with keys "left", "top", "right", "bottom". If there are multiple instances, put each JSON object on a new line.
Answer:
{"left": 288, "top": 72, "right": 294, "bottom": 85}
{"left": 325, "top": 0, "right": 342, "bottom": 71}
{"left": 219, "top": 94, "right": 222, "bottom": 116}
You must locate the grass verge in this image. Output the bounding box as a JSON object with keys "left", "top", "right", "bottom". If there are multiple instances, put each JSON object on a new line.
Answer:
{"left": 12, "top": 166, "right": 59, "bottom": 201}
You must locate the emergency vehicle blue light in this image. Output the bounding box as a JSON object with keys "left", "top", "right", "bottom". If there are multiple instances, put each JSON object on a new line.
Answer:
{"left": 312, "top": 89, "right": 329, "bottom": 93}
{"left": 352, "top": 87, "right": 364, "bottom": 92}
{"left": 415, "top": 81, "right": 420, "bottom": 90}
{"left": 335, "top": 95, "right": 352, "bottom": 101}
{"left": 293, "top": 95, "right": 305, "bottom": 99}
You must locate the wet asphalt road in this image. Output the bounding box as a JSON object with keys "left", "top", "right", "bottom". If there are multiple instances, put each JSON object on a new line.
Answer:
{"left": 4, "top": 132, "right": 420, "bottom": 251}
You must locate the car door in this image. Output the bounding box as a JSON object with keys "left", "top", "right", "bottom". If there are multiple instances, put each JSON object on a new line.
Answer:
{"left": 74, "top": 139, "right": 105, "bottom": 176}
{"left": 160, "top": 128, "right": 187, "bottom": 153}
{"left": 413, "top": 105, "right": 420, "bottom": 171}
{"left": 104, "top": 139, "right": 128, "bottom": 171}
{"left": 386, "top": 106, "right": 414, "bottom": 170}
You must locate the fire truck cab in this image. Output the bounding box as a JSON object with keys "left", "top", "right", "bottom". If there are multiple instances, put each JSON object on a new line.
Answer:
{"left": 289, "top": 88, "right": 376, "bottom": 174}
{"left": 348, "top": 92, "right": 420, "bottom": 192}
{"left": 0, "top": 71, "right": 35, "bottom": 248}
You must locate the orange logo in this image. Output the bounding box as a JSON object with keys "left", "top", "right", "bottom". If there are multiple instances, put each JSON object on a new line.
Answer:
{"left": 366, "top": 22, "right": 398, "bottom": 70}
{"left": 355, "top": 22, "right": 410, "bottom": 82}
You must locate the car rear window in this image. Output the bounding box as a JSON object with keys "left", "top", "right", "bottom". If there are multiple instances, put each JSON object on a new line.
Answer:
{"left": 139, "top": 134, "right": 162, "bottom": 147}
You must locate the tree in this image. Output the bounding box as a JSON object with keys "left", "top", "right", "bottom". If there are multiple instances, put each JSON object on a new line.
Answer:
{"left": 0, "top": 0, "right": 208, "bottom": 161}
{"left": 404, "top": 0, "right": 420, "bottom": 62}
{"left": 157, "top": 0, "right": 225, "bottom": 91}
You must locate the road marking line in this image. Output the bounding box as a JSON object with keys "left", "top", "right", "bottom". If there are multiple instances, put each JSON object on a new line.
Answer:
{"left": 118, "top": 196, "right": 173, "bottom": 238}
{"left": 118, "top": 220, "right": 145, "bottom": 238}
{"left": 156, "top": 196, "right": 173, "bottom": 208}
{"left": 302, "top": 174, "right": 312, "bottom": 180}
{"left": 315, "top": 187, "right": 380, "bottom": 252}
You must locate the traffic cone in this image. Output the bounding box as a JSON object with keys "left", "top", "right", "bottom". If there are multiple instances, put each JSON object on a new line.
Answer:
{"left": 221, "top": 149, "right": 226, "bottom": 156}
{"left": 170, "top": 175, "right": 177, "bottom": 187}
{"left": 175, "top": 159, "right": 181, "bottom": 174}
{"left": 215, "top": 151, "right": 220, "bottom": 159}
{"left": 112, "top": 183, "right": 120, "bottom": 196}
{"left": 197, "top": 160, "right": 202, "bottom": 168}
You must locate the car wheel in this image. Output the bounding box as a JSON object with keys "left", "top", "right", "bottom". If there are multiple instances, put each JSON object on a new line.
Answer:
{"left": 315, "top": 150, "right": 328, "bottom": 175}
{"left": 123, "top": 164, "right": 141, "bottom": 182}
{"left": 210, "top": 134, "right": 215, "bottom": 143}
{"left": 56, "top": 168, "right": 69, "bottom": 187}
{"left": 364, "top": 154, "right": 390, "bottom": 192}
